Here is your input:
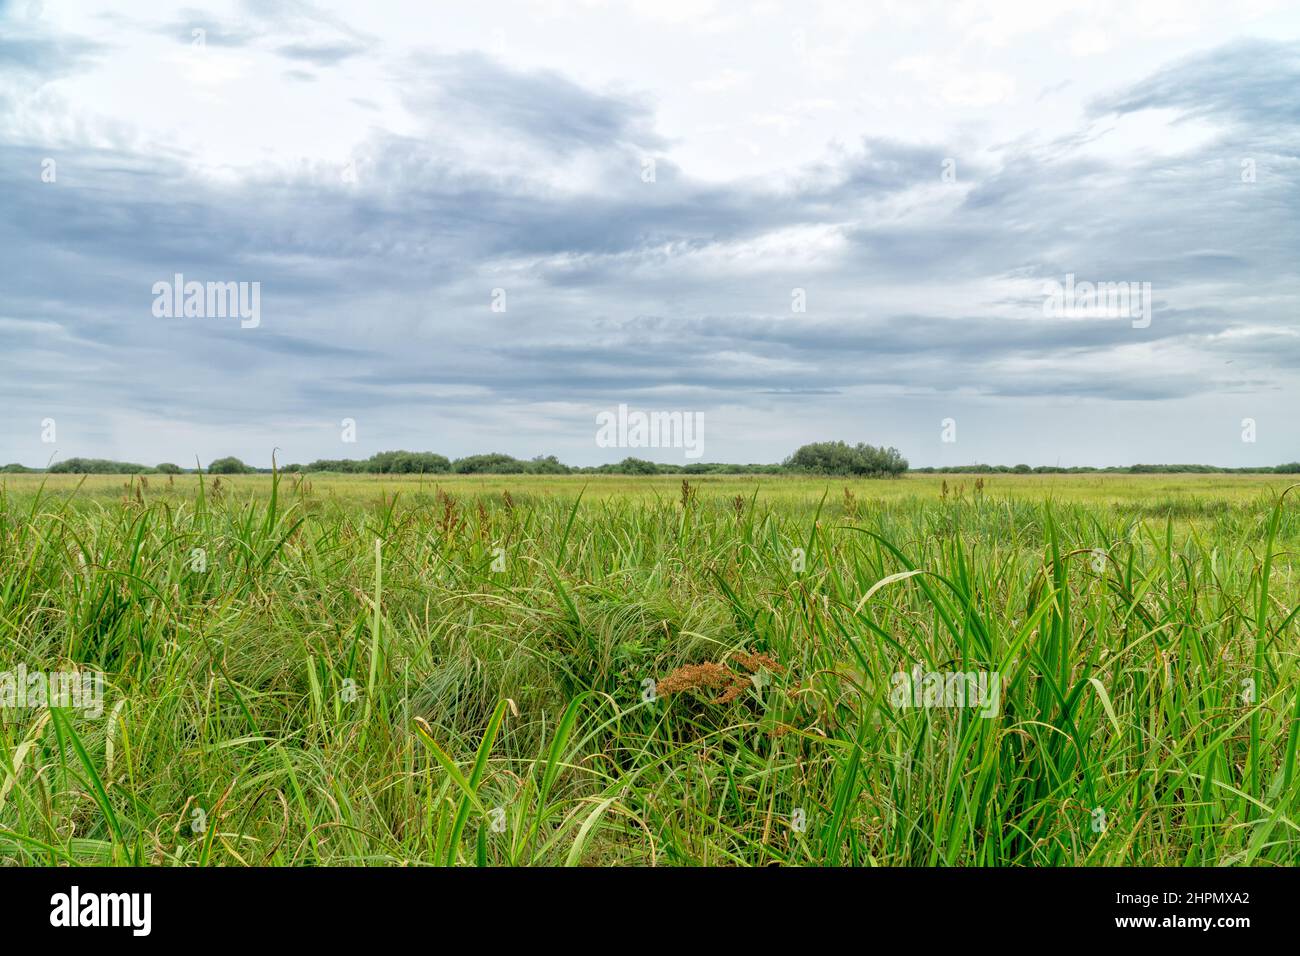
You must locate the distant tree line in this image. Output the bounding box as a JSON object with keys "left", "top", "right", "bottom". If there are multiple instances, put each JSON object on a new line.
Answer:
{"left": 11, "top": 447, "right": 1300, "bottom": 477}
{"left": 915, "top": 462, "right": 1300, "bottom": 475}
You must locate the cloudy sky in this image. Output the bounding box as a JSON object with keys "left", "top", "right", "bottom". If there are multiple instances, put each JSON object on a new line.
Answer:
{"left": 2, "top": 0, "right": 1298, "bottom": 468}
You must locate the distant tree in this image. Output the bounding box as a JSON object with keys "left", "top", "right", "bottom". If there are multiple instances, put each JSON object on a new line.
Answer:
{"left": 452, "top": 453, "right": 527, "bottom": 474}
{"left": 529, "top": 455, "right": 570, "bottom": 474}
{"left": 1, "top": 463, "right": 32, "bottom": 473}
{"left": 785, "top": 441, "right": 907, "bottom": 477}
{"left": 408, "top": 452, "right": 451, "bottom": 473}
{"left": 303, "top": 458, "right": 363, "bottom": 472}
{"left": 49, "top": 457, "right": 148, "bottom": 474}
{"left": 208, "top": 456, "right": 249, "bottom": 474}
{"left": 367, "top": 450, "right": 451, "bottom": 474}
{"left": 609, "top": 457, "right": 655, "bottom": 475}
{"left": 155, "top": 462, "right": 182, "bottom": 474}
{"left": 785, "top": 441, "right": 858, "bottom": 474}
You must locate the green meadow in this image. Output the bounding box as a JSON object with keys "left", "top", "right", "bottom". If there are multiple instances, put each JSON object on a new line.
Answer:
{"left": 1, "top": 471, "right": 1298, "bottom": 865}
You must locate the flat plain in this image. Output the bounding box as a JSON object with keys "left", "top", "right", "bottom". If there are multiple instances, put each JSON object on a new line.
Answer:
{"left": 2, "top": 472, "right": 1297, "bottom": 865}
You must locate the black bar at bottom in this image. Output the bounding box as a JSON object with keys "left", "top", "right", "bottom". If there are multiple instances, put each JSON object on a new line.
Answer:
{"left": 0, "top": 866, "right": 1276, "bottom": 941}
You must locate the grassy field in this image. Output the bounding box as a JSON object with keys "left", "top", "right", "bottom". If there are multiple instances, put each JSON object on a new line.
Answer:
{"left": 1, "top": 471, "right": 1298, "bottom": 866}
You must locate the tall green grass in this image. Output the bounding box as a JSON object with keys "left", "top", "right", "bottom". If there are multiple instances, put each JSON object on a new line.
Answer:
{"left": 0, "top": 474, "right": 1296, "bottom": 865}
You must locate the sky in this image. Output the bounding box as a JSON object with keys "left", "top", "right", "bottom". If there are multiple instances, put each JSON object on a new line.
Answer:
{"left": 1, "top": 0, "right": 1298, "bottom": 468}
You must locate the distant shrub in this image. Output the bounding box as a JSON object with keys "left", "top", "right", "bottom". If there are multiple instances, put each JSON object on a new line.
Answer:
{"left": 453, "top": 453, "right": 528, "bottom": 474}
{"left": 367, "top": 450, "right": 451, "bottom": 474}
{"left": 208, "top": 456, "right": 250, "bottom": 474}
{"left": 301, "top": 458, "right": 365, "bottom": 473}
{"left": 529, "top": 455, "right": 570, "bottom": 474}
{"left": 49, "top": 457, "right": 148, "bottom": 474}
{"left": 784, "top": 441, "right": 908, "bottom": 477}
{"left": 615, "top": 457, "right": 659, "bottom": 475}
